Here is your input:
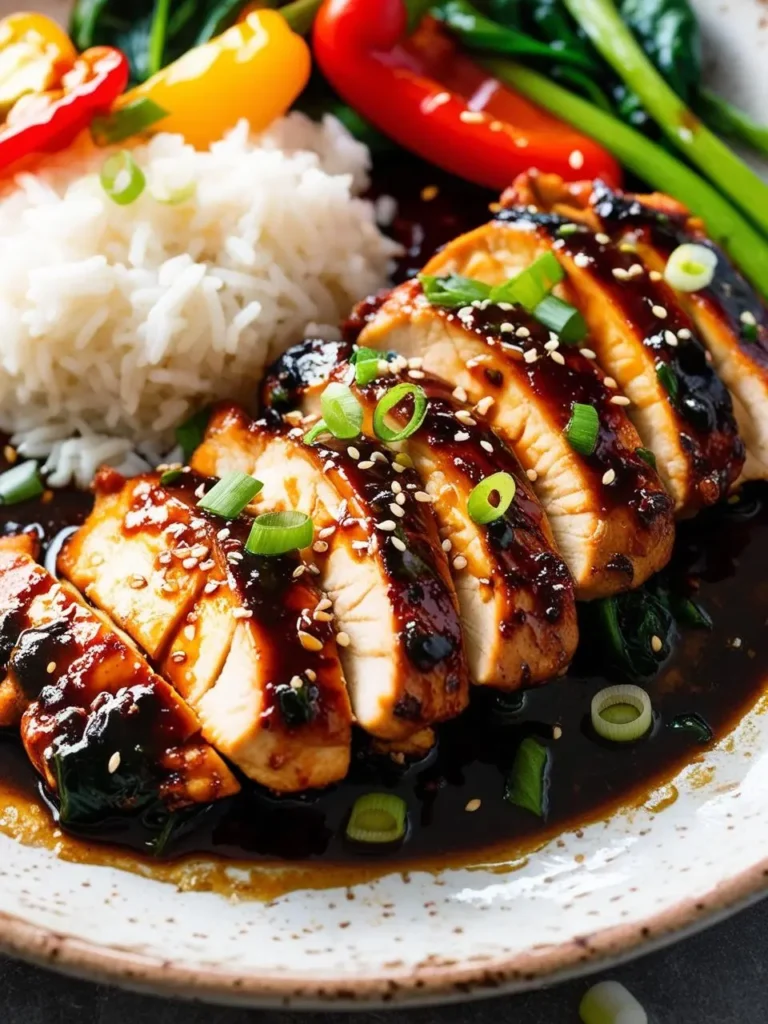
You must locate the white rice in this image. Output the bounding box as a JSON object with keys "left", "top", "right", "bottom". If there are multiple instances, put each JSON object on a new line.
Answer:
{"left": 0, "top": 114, "right": 400, "bottom": 487}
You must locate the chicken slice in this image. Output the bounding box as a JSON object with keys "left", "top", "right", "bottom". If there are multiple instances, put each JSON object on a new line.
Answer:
{"left": 60, "top": 470, "right": 352, "bottom": 792}
{"left": 0, "top": 546, "right": 239, "bottom": 822}
{"left": 192, "top": 405, "right": 469, "bottom": 739}
{"left": 419, "top": 179, "right": 744, "bottom": 515}
{"left": 263, "top": 340, "right": 578, "bottom": 688}
{"left": 354, "top": 281, "right": 674, "bottom": 600}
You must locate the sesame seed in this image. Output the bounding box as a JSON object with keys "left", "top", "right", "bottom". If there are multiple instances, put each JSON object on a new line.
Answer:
{"left": 227, "top": 551, "right": 243, "bottom": 563}
{"left": 377, "top": 360, "right": 391, "bottom": 374}
{"left": 651, "top": 304, "right": 668, "bottom": 319}
{"left": 595, "top": 232, "right": 610, "bottom": 245}
{"left": 579, "top": 347, "right": 597, "bottom": 360}
{"left": 664, "top": 330, "right": 678, "bottom": 347}
{"left": 414, "top": 491, "right": 432, "bottom": 504}
{"left": 308, "top": 564, "right": 320, "bottom": 575}
{"left": 610, "top": 395, "right": 631, "bottom": 406}
{"left": 677, "top": 328, "right": 692, "bottom": 340}
{"left": 408, "top": 356, "right": 424, "bottom": 369}
{"left": 523, "top": 349, "right": 538, "bottom": 364}
{"left": 199, "top": 559, "right": 215, "bottom": 572}
{"left": 292, "top": 565, "right": 306, "bottom": 578}
{"left": 378, "top": 520, "right": 397, "bottom": 531}
{"left": 628, "top": 263, "right": 645, "bottom": 277}
{"left": 550, "top": 350, "right": 565, "bottom": 365}
{"left": 553, "top": 725, "right": 563, "bottom": 740}
{"left": 191, "top": 544, "right": 208, "bottom": 559}
{"left": 392, "top": 462, "right": 405, "bottom": 473}
{"left": 298, "top": 630, "right": 323, "bottom": 652}
{"left": 161, "top": 580, "right": 178, "bottom": 594}
{"left": 442, "top": 538, "right": 452, "bottom": 552}
{"left": 3, "top": 445, "right": 17, "bottom": 464}
{"left": 46, "top": 661, "right": 56, "bottom": 674}
{"left": 312, "top": 540, "right": 329, "bottom": 553}
{"left": 421, "top": 185, "right": 439, "bottom": 202}
{"left": 568, "top": 149, "right": 584, "bottom": 169}
{"left": 741, "top": 310, "right": 757, "bottom": 326}
{"left": 217, "top": 527, "right": 230, "bottom": 541}
{"left": 454, "top": 430, "right": 470, "bottom": 441}
{"left": 455, "top": 409, "right": 476, "bottom": 426}
{"left": 453, "top": 555, "right": 468, "bottom": 571}
{"left": 391, "top": 480, "right": 402, "bottom": 494}
{"left": 306, "top": 668, "right": 317, "bottom": 682}
{"left": 171, "top": 651, "right": 187, "bottom": 663}
{"left": 452, "top": 386, "right": 468, "bottom": 402}
{"left": 465, "top": 799, "right": 482, "bottom": 812}
{"left": 612, "top": 267, "right": 630, "bottom": 281}
{"left": 497, "top": 302, "right": 514, "bottom": 311}
{"left": 500, "top": 322, "right": 515, "bottom": 334}
{"left": 108, "top": 752, "right": 121, "bottom": 775}
{"left": 318, "top": 525, "right": 336, "bottom": 539}
{"left": 480, "top": 440, "right": 494, "bottom": 453}
{"left": 544, "top": 338, "right": 559, "bottom": 352}
{"left": 526, "top": 469, "right": 538, "bottom": 482}
{"left": 313, "top": 610, "right": 333, "bottom": 622}
{"left": 195, "top": 483, "right": 206, "bottom": 499}
{"left": 649, "top": 270, "right": 663, "bottom": 282}
{"left": 203, "top": 581, "right": 220, "bottom": 594}
{"left": 336, "top": 631, "right": 351, "bottom": 647}
{"left": 408, "top": 369, "right": 425, "bottom": 379}
{"left": 290, "top": 675, "right": 304, "bottom": 690}
{"left": 515, "top": 326, "right": 530, "bottom": 338}
{"left": 604, "top": 376, "right": 617, "bottom": 389}
{"left": 393, "top": 492, "right": 405, "bottom": 507}
{"left": 358, "top": 460, "right": 374, "bottom": 470}
{"left": 347, "top": 446, "right": 360, "bottom": 460}
{"left": 182, "top": 557, "right": 198, "bottom": 570}
{"left": 476, "top": 396, "right": 495, "bottom": 416}
{"left": 460, "top": 110, "right": 485, "bottom": 123}
{"left": 573, "top": 252, "right": 590, "bottom": 269}
{"left": 602, "top": 468, "right": 617, "bottom": 485}
{"left": 389, "top": 503, "right": 405, "bottom": 518}
{"left": 184, "top": 624, "right": 197, "bottom": 641}
{"left": 395, "top": 452, "right": 413, "bottom": 468}
{"left": 316, "top": 598, "right": 332, "bottom": 612}
{"left": 651, "top": 635, "right": 663, "bottom": 653}
{"left": 391, "top": 536, "right": 406, "bottom": 552}
{"left": 619, "top": 241, "right": 637, "bottom": 254}
{"left": 425, "top": 90, "right": 450, "bottom": 112}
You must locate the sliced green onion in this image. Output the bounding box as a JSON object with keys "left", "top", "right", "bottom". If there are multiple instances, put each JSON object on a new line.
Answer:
{"left": 556, "top": 223, "right": 582, "bottom": 238}
{"left": 100, "top": 150, "right": 146, "bottom": 206}
{"left": 467, "top": 472, "right": 516, "bottom": 524}
{"left": 580, "top": 980, "right": 647, "bottom": 1024}
{"left": 742, "top": 321, "right": 759, "bottom": 343}
{"left": 419, "top": 272, "right": 491, "bottom": 308}
{"left": 321, "top": 382, "right": 363, "bottom": 440}
{"left": 533, "top": 294, "right": 587, "bottom": 343}
{"left": 197, "top": 471, "right": 262, "bottom": 518}
{"left": 490, "top": 252, "right": 564, "bottom": 311}
{"left": 0, "top": 461, "right": 44, "bottom": 506}
{"left": 656, "top": 362, "right": 679, "bottom": 401}
{"left": 635, "top": 447, "right": 657, "bottom": 469}
{"left": 591, "top": 684, "right": 652, "bottom": 743}
{"left": 504, "top": 737, "right": 549, "bottom": 818}
{"left": 151, "top": 179, "right": 197, "bottom": 206}
{"left": 91, "top": 98, "right": 169, "bottom": 146}
{"left": 373, "top": 383, "right": 428, "bottom": 442}
{"left": 664, "top": 242, "right": 718, "bottom": 293}
{"left": 245, "top": 510, "right": 314, "bottom": 556}
{"left": 304, "top": 419, "right": 331, "bottom": 445}
{"left": 565, "top": 403, "right": 599, "bottom": 456}
{"left": 351, "top": 347, "right": 383, "bottom": 386}
{"left": 669, "top": 712, "right": 713, "bottom": 744}
{"left": 345, "top": 792, "right": 407, "bottom": 844}
{"left": 160, "top": 468, "right": 183, "bottom": 486}
{"left": 176, "top": 406, "right": 211, "bottom": 461}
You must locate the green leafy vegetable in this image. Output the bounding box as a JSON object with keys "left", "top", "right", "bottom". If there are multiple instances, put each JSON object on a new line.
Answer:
{"left": 635, "top": 446, "right": 657, "bottom": 469}
{"left": 175, "top": 406, "right": 212, "bottom": 462}
{"left": 91, "top": 97, "right": 169, "bottom": 145}
{"left": 419, "top": 273, "right": 492, "bottom": 308}
{"left": 656, "top": 361, "right": 679, "bottom": 401}
{"left": 275, "top": 681, "right": 318, "bottom": 727}
{"left": 504, "top": 736, "right": 550, "bottom": 817}
{"left": 583, "top": 585, "right": 675, "bottom": 684}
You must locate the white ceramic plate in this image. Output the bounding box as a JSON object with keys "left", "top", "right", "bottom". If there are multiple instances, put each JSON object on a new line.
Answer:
{"left": 1, "top": 0, "right": 768, "bottom": 1008}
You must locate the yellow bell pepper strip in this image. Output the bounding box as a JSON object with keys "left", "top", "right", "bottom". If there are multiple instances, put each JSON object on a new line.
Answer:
{"left": 117, "top": 9, "right": 311, "bottom": 150}
{"left": 0, "top": 13, "right": 77, "bottom": 118}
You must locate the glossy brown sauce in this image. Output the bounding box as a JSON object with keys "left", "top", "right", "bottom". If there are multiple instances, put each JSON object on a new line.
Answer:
{"left": 0, "top": 158, "right": 767, "bottom": 900}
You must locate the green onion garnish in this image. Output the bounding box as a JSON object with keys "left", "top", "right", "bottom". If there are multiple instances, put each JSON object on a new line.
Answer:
{"left": 373, "top": 383, "right": 428, "bottom": 442}
{"left": 490, "top": 252, "right": 564, "bottom": 311}
{"left": 591, "top": 684, "right": 652, "bottom": 743}
{"left": 151, "top": 180, "right": 197, "bottom": 206}
{"left": 419, "top": 272, "right": 491, "bottom": 308}
{"left": 467, "top": 471, "right": 516, "bottom": 525}
{"left": 565, "top": 403, "right": 599, "bottom": 456}
{"left": 504, "top": 737, "right": 549, "bottom": 818}
{"left": 245, "top": 510, "right": 314, "bottom": 556}
{"left": 91, "top": 98, "right": 169, "bottom": 146}
{"left": 321, "top": 382, "right": 363, "bottom": 440}
{"left": 0, "top": 461, "right": 44, "bottom": 506}
{"left": 556, "top": 223, "right": 582, "bottom": 238}
{"left": 635, "top": 447, "right": 657, "bottom": 469}
{"left": 664, "top": 242, "right": 717, "bottom": 292}
{"left": 160, "top": 468, "right": 183, "bottom": 486}
{"left": 176, "top": 406, "right": 211, "bottom": 462}
{"left": 742, "top": 321, "right": 759, "bottom": 343}
{"left": 345, "top": 793, "right": 408, "bottom": 844}
{"left": 351, "top": 347, "right": 382, "bottom": 386}
{"left": 196, "top": 471, "right": 262, "bottom": 518}
{"left": 304, "top": 419, "right": 331, "bottom": 445}
{"left": 656, "top": 362, "right": 679, "bottom": 401}
{"left": 580, "top": 980, "right": 647, "bottom": 1024}
{"left": 533, "top": 294, "right": 587, "bottom": 343}
{"left": 100, "top": 150, "right": 146, "bottom": 206}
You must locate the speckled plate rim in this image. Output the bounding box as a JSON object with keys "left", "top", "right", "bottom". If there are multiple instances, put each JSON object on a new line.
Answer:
{"left": 0, "top": 853, "right": 767, "bottom": 1008}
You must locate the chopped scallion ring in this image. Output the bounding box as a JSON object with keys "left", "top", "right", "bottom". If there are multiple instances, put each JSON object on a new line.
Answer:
{"left": 321, "top": 382, "right": 363, "bottom": 439}
{"left": 304, "top": 419, "right": 331, "bottom": 445}
{"left": 533, "top": 294, "right": 587, "bottom": 343}
{"left": 373, "top": 383, "right": 428, "bottom": 442}
{"left": 196, "top": 471, "right": 262, "bottom": 518}
{"left": 591, "top": 684, "right": 652, "bottom": 743}
{"left": 490, "top": 251, "right": 564, "bottom": 311}
{"left": 91, "top": 98, "right": 169, "bottom": 146}
{"left": 0, "top": 461, "right": 44, "bottom": 506}
{"left": 580, "top": 980, "right": 648, "bottom": 1024}
{"left": 100, "top": 150, "right": 146, "bottom": 206}
{"left": 467, "top": 472, "right": 516, "bottom": 524}
{"left": 565, "top": 403, "right": 599, "bottom": 456}
{"left": 351, "top": 347, "right": 382, "bottom": 386}
{"left": 345, "top": 793, "right": 408, "bottom": 844}
{"left": 664, "top": 242, "right": 718, "bottom": 293}
{"left": 245, "top": 510, "right": 314, "bottom": 556}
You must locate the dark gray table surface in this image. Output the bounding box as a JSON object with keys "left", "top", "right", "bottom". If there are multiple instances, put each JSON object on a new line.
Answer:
{"left": 1, "top": 895, "right": 766, "bottom": 1023}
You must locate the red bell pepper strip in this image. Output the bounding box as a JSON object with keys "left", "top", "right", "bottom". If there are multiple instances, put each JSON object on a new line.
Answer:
{"left": 0, "top": 46, "right": 129, "bottom": 170}
{"left": 313, "top": 0, "right": 621, "bottom": 190}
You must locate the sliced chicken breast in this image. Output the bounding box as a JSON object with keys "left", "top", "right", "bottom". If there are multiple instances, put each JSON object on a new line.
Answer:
{"left": 354, "top": 281, "right": 675, "bottom": 600}
{"left": 418, "top": 180, "right": 744, "bottom": 515}
{"left": 0, "top": 545, "right": 239, "bottom": 815}
{"left": 60, "top": 469, "right": 352, "bottom": 792}
{"left": 192, "top": 405, "right": 469, "bottom": 739}
{"left": 264, "top": 340, "right": 579, "bottom": 688}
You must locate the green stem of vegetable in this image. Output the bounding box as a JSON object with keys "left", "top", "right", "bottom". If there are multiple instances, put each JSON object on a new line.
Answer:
{"left": 279, "top": 0, "right": 324, "bottom": 34}
{"left": 561, "top": 0, "right": 768, "bottom": 238}
{"left": 148, "top": 0, "right": 172, "bottom": 78}
{"left": 483, "top": 59, "right": 768, "bottom": 301}
{"left": 696, "top": 87, "right": 768, "bottom": 159}
{"left": 405, "top": 0, "right": 436, "bottom": 32}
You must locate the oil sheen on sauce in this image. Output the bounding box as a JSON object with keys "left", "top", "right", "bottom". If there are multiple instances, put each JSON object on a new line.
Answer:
{"left": 0, "top": 158, "right": 767, "bottom": 901}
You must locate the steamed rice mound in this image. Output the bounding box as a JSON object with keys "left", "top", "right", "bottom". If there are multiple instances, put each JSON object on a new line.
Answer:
{"left": 0, "top": 114, "right": 400, "bottom": 486}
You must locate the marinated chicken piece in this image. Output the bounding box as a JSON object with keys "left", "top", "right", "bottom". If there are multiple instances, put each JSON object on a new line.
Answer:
{"left": 193, "top": 405, "right": 469, "bottom": 739}
{"left": 486, "top": 172, "right": 745, "bottom": 509}
{"left": 354, "top": 282, "right": 674, "bottom": 600}
{"left": 264, "top": 340, "right": 578, "bottom": 688}
{"left": 60, "top": 469, "right": 352, "bottom": 792}
{"left": 0, "top": 546, "right": 239, "bottom": 823}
